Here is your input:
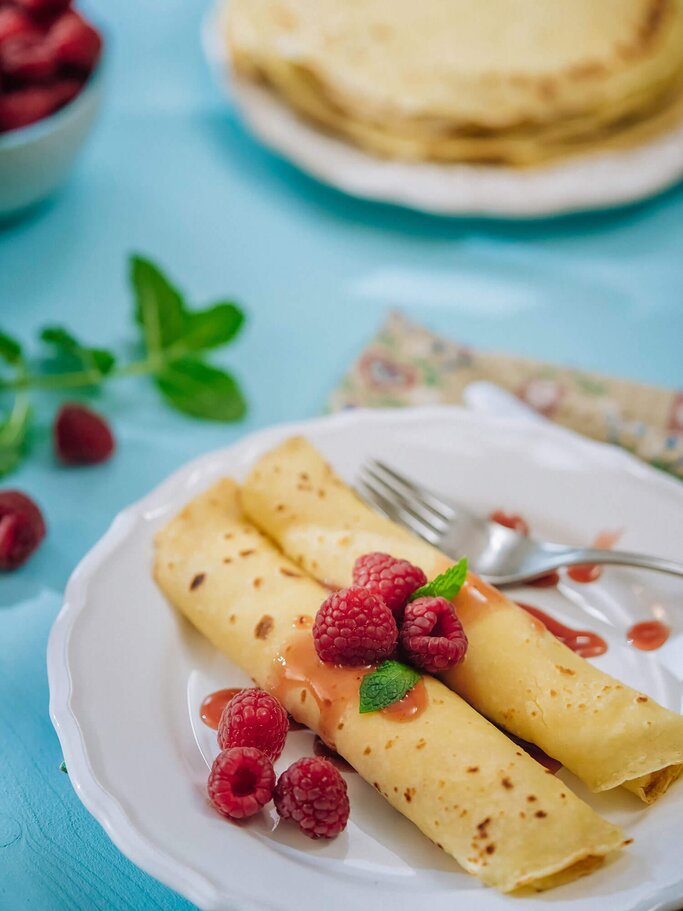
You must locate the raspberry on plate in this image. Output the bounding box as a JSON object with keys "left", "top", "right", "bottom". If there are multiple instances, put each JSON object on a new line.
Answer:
{"left": 274, "top": 757, "right": 349, "bottom": 839}
{"left": 313, "top": 585, "right": 397, "bottom": 666}
{"left": 217, "top": 688, "right": 289, "bottom": 762}
{"left": 352, "top": 552, "right": 427, "bottom": 617}
{"left": 0, "top": 490, "right": 46, "bottom": 571}
{"left": 400, "top": 596, "right": 468, "bottom": 673}
{"left": 54, "top": 403, "right": 115, "bottom": 465}
{"left": 207, "top": 747, "right": 275, "bottom": 820}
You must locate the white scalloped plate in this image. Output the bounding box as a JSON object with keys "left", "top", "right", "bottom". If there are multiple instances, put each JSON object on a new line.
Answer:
{"left": 202, "top": 6, "right": 683, "bottom": 218}
{"left": 48, "top": 407, "right": 683, "bottom": 911}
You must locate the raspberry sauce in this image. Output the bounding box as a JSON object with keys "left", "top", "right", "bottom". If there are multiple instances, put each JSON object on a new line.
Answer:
{"left": 566, "top": 530, "right": 622, "bottom": 584}
{"left": 200, "top": 688, "right": 243, "bottom": 729}
{"left": 381, "top": 679, "right": 428, "bottom": 722}
{"left": 496, "top": 726, "right": 562, "bottom": 774}
{"left": 566, "top": 564, "right": 602, "bottom": 584}
{"left": 516, "top": 603, "right": 608, "bottom": 658}
{"left": 529, "top": 571, "right": 560, "bottom": 588}
{"left": 489, "top": 510, "right": 530, "bottom": 537}
{"left": 627, "top": 620, "right": 670, "bottom": 651}
{"left": 270, "top": 632, "right": 369, "bottom": 748}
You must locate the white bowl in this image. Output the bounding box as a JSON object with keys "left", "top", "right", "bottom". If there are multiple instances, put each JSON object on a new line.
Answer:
{"left": 0, "top": 64, "right": 103, "bottom": 220}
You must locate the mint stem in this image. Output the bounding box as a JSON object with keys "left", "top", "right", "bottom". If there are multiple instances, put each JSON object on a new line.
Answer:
{"left": 0, "top": 356, "right": 164, "bottom": 393}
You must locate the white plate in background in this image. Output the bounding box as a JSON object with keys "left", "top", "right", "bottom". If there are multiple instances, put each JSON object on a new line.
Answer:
{"left": 202, "top": 5, "right": 683, "bottom": 218}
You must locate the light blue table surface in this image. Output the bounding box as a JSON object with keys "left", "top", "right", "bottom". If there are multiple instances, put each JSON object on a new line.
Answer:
{"left": 1, "top": 1, "right": 683, "bottom": 908}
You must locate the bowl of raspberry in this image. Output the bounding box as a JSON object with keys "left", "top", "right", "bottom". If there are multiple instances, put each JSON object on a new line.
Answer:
{"left": 0, "top": 0, "right": 103, "bottom": 219}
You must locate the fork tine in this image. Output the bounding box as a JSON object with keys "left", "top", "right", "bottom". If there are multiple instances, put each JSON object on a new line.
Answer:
{"left": 358, "top": 477, "right": 442, "bottom": 546}
{"left": 362, "top": 465, "right": 450, "bottom": 534}
{"left": 358, "top": 470, "right": 443, "bottom": 546}
{"left": 369, "top": 460, "right": 455, "bottom": 522}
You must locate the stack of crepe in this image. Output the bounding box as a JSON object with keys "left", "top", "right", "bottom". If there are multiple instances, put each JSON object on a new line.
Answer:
{"left": 225, "top": 0, "right": 683, "bottom": 166}
{"left": 154, "top": 437, "right": 683, "bottom": 894}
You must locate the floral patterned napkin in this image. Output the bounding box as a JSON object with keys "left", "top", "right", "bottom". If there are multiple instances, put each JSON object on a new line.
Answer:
{"left": 329, "top": 311, "right": 683, "bottom": 481}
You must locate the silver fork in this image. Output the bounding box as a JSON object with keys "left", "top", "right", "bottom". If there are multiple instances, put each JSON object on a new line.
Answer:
{"left": 357, "top": 459, "right": 683, "bottom": 586}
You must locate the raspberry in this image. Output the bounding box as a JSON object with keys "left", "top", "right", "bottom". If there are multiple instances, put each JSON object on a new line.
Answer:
{"left": 2, "top": 34, "right": 57, "bottom": 83}
{"left": 489, "top": 510, "right": 529, "bottom": 537}
{"left": 48, "top": 75, "right": 82, "bottom": 107}
{"left": 0, "top": 85, "right": 56, "bottom": 131}
{"left": 15, "top": 0, "right": 72, "bottom": 15}
{"left": 54, "top": 403, "right": 115, "bottom": 465}
{"left": 274, "top": 757, "right": 349, "bottom": 839}
{"left": 0, "top": 9, "right": 35, "bottom": 50}
{"left": 48, "top": 11, "right": 101, "bottom": 72}
{"left": 0, "top": 490, "right": 46, "bottom": 571}
{"left": 352, "top": 552, "right": 427, "bottom": 617}
{"left": 207, "top": 747, "right": 275, "bottom": 820}
{"left": 313, "top": 585, "right": 397, "bottom": 666}
{"left": 217, "top": 688, "right": 289, "bottom": 761}
{"left": 400, "top": 596, "right": 468, "bottom": 673}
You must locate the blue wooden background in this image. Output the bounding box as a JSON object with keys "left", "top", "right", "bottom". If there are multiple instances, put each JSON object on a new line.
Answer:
{"left": 1, "top": 1, "right": 682, "bottom": 908}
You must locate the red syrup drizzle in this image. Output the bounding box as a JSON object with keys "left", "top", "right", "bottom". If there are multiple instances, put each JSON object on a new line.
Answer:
{"left": 529, "top": 571, "right": 560, "bottom": 588}
{"left": 517, "top": 602, "right": 608, "bottom": 659}
{"left": 491, "top": 510, "right": 623, "bottom": 587}
{"left": 490, "top": 511, "right": 559, "bottom": 587}
{"left": 489, "top": 510, "right": 529, "bottom": 537}
{"left": 498, "top": 727, "right": 562, "bottom": 775}
{"left": 313, "top": 735, "right": 355, "bottom": 772}
{"left": 201, "top": 691, "right": 314, "bottom": 733}
{"left": 566, "top": 530, "right": 622, "bottom": 584}
{"left": 627, "top": 620, "right": 670, "bottom": 651}
{"left": 199, "top": 688, "right": 244, "bottom": 729}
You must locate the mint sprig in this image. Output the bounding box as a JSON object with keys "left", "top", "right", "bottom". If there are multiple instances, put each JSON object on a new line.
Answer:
{"left": 0, "top": 255, "right": 247, "bottom": 477}
{"left": 0, "top": 396, "right": 30, "bottom": 477}
{"left": 410, "top": 557, "right": 468, "bottom": 601}
{"left": 359, "top": 660, "right": 421, "bottom": 714}
{"left": 41, "top": 326, "right": 116, "bottom": 383}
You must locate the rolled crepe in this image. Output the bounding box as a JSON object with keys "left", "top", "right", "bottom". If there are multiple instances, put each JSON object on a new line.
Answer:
{"left": 240, "top": 436, "right": 683, "bottom": 803}
{"left": 154, "top": 479, "right": 625, "bottom": 892}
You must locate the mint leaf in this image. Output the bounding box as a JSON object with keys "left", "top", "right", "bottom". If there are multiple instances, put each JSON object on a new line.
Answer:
{"left": 182, "top": 302, "right": 244, "bottom": 351}
{"left": 41, "top": 326, "right": 116, "bottom": 380}
{"left": 130, "top": 255, "right": 186, "bottom": 354}
{"left": 410, "top": 557, "right": 468, "bottom": 601}
{"left": 0, "top": 397, "right": 30, "bottom": 478}
{"left": 359, "top": 660, "right": 421, "bottom": 714}
{"left": 155, "top": 358, "right": 246, "bottom": 421}
{"left": 0, "top": 330, "right": 22, "bottom": 365}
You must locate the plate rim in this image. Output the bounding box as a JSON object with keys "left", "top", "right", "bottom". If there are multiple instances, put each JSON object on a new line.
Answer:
{"left": 202, "top": 4, "right": 683, "bottom": 218}
{"left": 47, "top": 405, "right": 683, "bottom": 911}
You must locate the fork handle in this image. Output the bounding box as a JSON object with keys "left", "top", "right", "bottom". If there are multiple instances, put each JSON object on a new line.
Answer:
{"left": 550, "top": 547, "right": 683, "bottom": 580}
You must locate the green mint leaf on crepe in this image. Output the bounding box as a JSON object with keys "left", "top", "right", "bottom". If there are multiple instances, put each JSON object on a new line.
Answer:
{"left": 156, "top": 358, "right": 247, "bottom": 421}
{"left": 0, "top": 330, "right": 23, "bottom": 365}
{"left": 0, "top": 398, "right": 31, "bottom": 478}
{"left": 410, "top": 557, "right": 468, "bottom": 601}
{"left": 130, "top": 255, "right": 187, "bottom": 354}
{"left": 359, "top": 660, "right": 421, "bottom": 714}
{"left": 41, "top": 326, "right": 116, "bottom": 382}
{"left": 182, "top": 302, "right": 244, "bottom": 351}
